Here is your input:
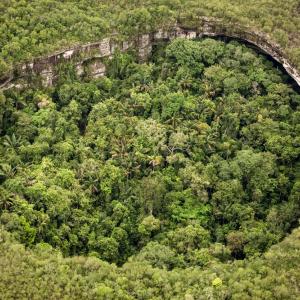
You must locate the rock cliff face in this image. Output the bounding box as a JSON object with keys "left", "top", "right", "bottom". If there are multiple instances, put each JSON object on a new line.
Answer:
{"left": 1, "top": 17, "right": 300, "bottom": 90}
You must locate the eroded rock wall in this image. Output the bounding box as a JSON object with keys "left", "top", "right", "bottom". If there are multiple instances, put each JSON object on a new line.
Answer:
{"left": 1, "top": 17, "right": 300, "bottom": 90}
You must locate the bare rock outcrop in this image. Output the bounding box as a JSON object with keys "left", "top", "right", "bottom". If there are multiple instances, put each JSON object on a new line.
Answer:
{"left": 1, "top": 17, "right": 299, "bottom": 90}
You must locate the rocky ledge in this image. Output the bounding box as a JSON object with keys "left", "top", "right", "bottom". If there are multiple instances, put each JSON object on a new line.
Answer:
{"left": 1, "top": 17, "right": 300, "bottom": 90}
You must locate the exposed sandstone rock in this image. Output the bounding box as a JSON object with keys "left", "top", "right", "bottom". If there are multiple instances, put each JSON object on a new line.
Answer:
{"left": 63, "top": 50, "right": 74, "bottom": 59}
{"left": 99, "top": 38, "right": 111, "bottom": 56}
{"left": 76, "top": 63, "right": 84, "bottom": 77}
{"left": 40, "top": 66, "right": 54, "bottom": 87}
{"left": 1, "top": 17, "right": 300, "bottom": 90}
{"left": 88, "top": 60, "right": 106, "bottom": 78}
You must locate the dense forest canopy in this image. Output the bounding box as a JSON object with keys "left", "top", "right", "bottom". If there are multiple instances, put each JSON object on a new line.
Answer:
{"left": 0, "top": 38, "right": 300, "bottom": 299}
{"left": 1, "top": 0, "right": 300, "bottom": 298}
{"left": 1, "top": 226, "right": 300, "bottom": 299}
{"left": 0, "top": 0, "right": 300, "bottom": 79}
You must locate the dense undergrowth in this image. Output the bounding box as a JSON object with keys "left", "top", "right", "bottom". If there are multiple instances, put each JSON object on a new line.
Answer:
{"left": 1, "top": 39, "right": 299, "bottom": 273}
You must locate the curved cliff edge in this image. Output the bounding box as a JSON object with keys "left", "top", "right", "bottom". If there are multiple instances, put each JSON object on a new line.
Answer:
{"left": 1, "top": 17, "right": 300, "bottom": 90}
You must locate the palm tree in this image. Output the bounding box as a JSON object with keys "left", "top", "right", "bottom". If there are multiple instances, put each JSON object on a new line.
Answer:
{"left": 0, "top": 163, "right": 16, "bottom": 179}
{"left": 0, "top": 188, "right": 14, "bottom": 211}
{"left": 3, "top": 133, "right": 22, "bottom": 152}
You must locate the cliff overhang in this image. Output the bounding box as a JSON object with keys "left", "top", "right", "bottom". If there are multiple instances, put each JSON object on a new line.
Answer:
{"left": 1, "top": 17, "right": 299, "bottom": 90}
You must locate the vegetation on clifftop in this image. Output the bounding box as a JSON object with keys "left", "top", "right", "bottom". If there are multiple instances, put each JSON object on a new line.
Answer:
{"left": 1, "top": 0, "right": 300, "bottom": 79}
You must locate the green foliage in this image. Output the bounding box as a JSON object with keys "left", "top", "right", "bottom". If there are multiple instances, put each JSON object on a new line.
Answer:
{"left": 0, "top": 37, "right": 300, "bottom": 298}
{"left": 1, "top": 226, "right": 300, "bottom": 299}
{"left": 1, "top": 0, "right": 300, "bottom": 73}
